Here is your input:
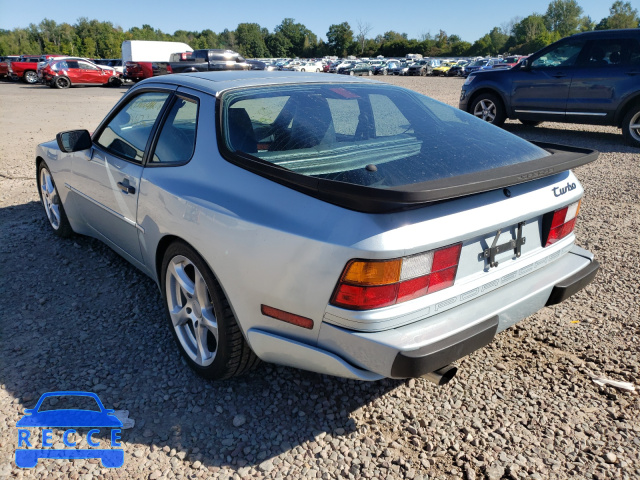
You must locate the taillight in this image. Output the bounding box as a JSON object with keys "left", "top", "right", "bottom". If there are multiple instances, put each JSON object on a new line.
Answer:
{"left": 331, "top": 243, "right": 462, "bottom": 310}
{"left": 167, "top": 64, "right": 173, "bottom": 73}
{"left": 545, "top": 200, "right": 581, "bottom": 247}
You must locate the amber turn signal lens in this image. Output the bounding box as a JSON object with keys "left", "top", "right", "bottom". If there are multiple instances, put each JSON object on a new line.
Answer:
{"left": 342, "top": 259, "right": 402, "bottom": 286}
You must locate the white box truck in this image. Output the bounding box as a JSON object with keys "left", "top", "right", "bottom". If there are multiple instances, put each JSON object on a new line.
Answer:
{"left": 121, "top": 40, "right": 193, "bottom": 62}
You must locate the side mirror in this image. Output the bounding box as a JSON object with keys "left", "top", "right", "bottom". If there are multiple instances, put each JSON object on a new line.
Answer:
{"left": 56, "top": 129, "right": 92, "bottom": 153}
{"left": 519, "top": 59, "right": 530, "bottom": 70}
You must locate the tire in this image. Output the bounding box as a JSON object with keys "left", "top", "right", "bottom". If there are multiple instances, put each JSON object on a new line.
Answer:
{"left": 622, "top": 105, "right": 640, "bottom": 148}
{"left": 108, "top": 76, "right": 122, "bottom": 87}
{"left": 161, "top": 241, "right": 259, "bottom": 380}
{"left": 470, "top": 93, "right": 506, "bottom": 126}
{"left": 37, "top": 162, "right": 73, "bottom": 237}
{"left": 24, "top": 70, "right": 38, "bottom": 84}
{"left": 519, "top": 119, "right": 542, "bottom": 127}
{"left": 54, "top": 76, "right": 71, "bottom": 89}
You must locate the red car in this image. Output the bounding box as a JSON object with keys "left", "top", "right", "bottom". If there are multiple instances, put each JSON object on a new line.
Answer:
{"left": 9, "top": 54, "right": 62, "bottom": 83}
{"left": 0, "top": 56, "right": 20, "bottom": 79}
{"left": 40, "top": 58, "right": 122, "bottom": 88}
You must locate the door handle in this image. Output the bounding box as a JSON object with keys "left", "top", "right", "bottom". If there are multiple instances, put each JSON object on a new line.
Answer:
{"left": 551, "top": 72, "right": 566, "bottom": 78}
{"left": 117, "top": 181, "right": 135, "bottom": 195}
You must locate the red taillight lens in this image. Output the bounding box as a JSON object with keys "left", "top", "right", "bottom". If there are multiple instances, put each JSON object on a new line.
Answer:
{"left": 545, "top": 200, "right": 580, "bottom": 247}
{"left": 330, "top": 243, "right": 462, "bottom": 310}
{"left": 167, "top": 64, "right": 173, "bottom": 73}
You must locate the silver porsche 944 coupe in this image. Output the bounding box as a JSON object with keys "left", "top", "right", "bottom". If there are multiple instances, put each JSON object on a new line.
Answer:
{"left": 36, "top": 72, "right": 599, "bottom": 384}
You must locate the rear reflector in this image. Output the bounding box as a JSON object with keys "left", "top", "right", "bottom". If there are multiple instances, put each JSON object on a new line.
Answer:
{"left": 331, "top": 243, "right": 462, "bottom": 311}
{"left": 545, "top": 200, "right": 581, "bottom": 247}
{"left": 261, "top": 305, "right": 314, "bottom": 329}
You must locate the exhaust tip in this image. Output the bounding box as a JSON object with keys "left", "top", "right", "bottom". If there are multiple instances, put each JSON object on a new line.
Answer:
{"left": 422, "top": 364, "right": 458, "bottom": 386}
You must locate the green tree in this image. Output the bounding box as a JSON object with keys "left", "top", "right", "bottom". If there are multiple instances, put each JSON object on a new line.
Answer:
{"left": 596, "top": 1, "right": 640, "bottom": 29}
{"left": 326, "top": 22, "right": 353, "bottom": 56}
{"left": 274, "top": 18, "right": 316, "bottom": 57}
{"left": 544, "top": 0, "right": 584, "bottom": 37}
{"left": 235, "top": 23, "right": 269, "bottom": 58}
{"left": 265, "top": 31, "right": 292, "bottom": 57}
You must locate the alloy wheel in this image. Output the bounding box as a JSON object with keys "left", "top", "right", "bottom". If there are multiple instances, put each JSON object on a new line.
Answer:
{"left": 165, "top": 255, "right": 218, "bottom": 367}
{"left": 628, "top": 111, "right": 640, "bottom": 143}
{"left": 39, "top": 167, "right": 61, "bottom": 230}
{"left": 473, "top": 99, "right": 497, "bottom": 123}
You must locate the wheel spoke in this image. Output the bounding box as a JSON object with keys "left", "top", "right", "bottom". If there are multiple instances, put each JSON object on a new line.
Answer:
{"left": 168, "top": 261, "right": 195, "bottom": 298}
{"left": 630, "top": 123, "right": 640, "bottom": 129}
{"left": 194, "top": 271, "right": 209, "bottom": 309}
{"left": 200, "top": 307, "right": 218, "bottom": 338}
{"left": 194, "top": 324, "right": 213, "bottom": 364}
{"left": 169, "top": 304, "right": 189, "bottom": 327}
{"left": 49, "top": 204, "right": 61, "bottom": 225}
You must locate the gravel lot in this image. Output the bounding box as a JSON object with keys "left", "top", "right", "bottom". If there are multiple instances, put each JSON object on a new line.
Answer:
{"left": 0, "top": 76, "right": 638, "bottom": 480}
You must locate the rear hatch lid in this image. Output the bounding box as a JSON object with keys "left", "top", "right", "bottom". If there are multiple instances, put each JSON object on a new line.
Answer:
{"left": 217, "top": 81, "right": 597, "bottom": 213}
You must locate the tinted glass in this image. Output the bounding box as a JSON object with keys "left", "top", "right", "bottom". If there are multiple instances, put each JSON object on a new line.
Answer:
{"left": 531, "top": 40, "right": 585, "bottom": 68}
{"left": 152, "top": 96, "right": 199, "bottom": 164}
{"left": 579, "top": 38, "right": 640, "bottom": 67}
{"left": 95, "top": 92, "right": 170, "bottom": 162}
{"left": 222, "top": 84, "right": 550, "bottom": 188}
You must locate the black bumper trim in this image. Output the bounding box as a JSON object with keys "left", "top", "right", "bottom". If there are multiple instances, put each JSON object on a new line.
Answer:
{"left": 545, "top": 259, "right": 599, "bottom": 306}
{"left": 390, "top": 315, "right": 499, "bottom": 378}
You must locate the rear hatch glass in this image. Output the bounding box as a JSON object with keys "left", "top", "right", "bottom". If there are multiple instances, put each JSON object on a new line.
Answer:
{"left": 219, "top": 83, "right": 595, "bottom": 212}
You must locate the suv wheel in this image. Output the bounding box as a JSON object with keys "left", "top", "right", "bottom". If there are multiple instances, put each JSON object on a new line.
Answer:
{"left": 470, "top": 94, "right": 506, "bottom": 126}
{"left": 622, "top": 105, "right": 640, "bottom": 147}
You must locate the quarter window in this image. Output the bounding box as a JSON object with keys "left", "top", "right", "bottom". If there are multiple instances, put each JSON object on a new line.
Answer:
{"left": 151, "top": 96, "right": 199, "bottom": 164}
{"left": 94, "top": 92, "right": 170, "bottom": 163}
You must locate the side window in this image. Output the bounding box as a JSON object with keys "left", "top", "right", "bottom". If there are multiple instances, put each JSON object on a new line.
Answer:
{"left": 579, "top": 39, "right": 628, "bottom": 67}
{"left": 66, "top": 61, "right": 79, "bottom": 69}
{"left": 531, "top": 40, "right": 586, "bottom": 68}
{"left": 78, "top": 61, "right": 100, "bottom": 70}
{"left": 151, "top": 96, "right": 199, "bottom": 164}
{"left": 94, "top": 92, "right": 170, "bottom": 163}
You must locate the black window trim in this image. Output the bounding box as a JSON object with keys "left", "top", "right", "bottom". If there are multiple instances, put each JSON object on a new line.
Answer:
{"left": 91, "top": 86, "right": 177, "bottom": 166}
{"left": 215, "top": 85, "right": 599, "bottom": 213}
{"left": 145, "top": 91, "right": 201, "bottom": 168}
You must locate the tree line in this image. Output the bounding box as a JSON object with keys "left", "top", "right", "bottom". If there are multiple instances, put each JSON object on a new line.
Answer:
{"left": 0, "top": 1, "right": 637, "bottom": 59}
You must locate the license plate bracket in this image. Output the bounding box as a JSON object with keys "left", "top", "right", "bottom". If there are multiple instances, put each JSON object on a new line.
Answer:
{"left": 483, "top": 221, "right": 526, "bottom": 268}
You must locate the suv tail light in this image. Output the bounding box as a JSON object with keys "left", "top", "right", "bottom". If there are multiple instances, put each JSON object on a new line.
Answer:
{"left": 331, "top": 243, "right": 462, "bottom": 311}
{"left": 167, "top": 64, "right": 173, "bottom": 74}
{"left": 545, "top": 200, "right": 581, "bottom": 247}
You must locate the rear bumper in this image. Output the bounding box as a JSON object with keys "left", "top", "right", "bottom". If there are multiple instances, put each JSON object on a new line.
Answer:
{"left": 248, "top": 245, "right": 597, "bottom": 380}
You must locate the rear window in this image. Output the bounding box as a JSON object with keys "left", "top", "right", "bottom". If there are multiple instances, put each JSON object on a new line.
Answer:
{"left": 221, "top": 83, "right": 549, "bottom": 189}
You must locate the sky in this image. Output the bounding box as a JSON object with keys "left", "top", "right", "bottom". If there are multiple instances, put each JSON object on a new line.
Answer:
{"left": 0, "top": 0, "right": 617, "bottom": 43}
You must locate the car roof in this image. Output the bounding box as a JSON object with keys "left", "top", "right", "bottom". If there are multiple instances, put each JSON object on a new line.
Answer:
{"left": 143, "top": 71, "right": 375, "bottom": 94}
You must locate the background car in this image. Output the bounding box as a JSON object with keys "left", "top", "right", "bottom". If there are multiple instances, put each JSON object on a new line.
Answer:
{"left": 459, "top": 29, "right": 640, "bottom": 147}
{"left": 40, "top": 57, "right": 121, "bottom": 88}
{"left": 340, "top": 61, "right": 373, "bottom": 76}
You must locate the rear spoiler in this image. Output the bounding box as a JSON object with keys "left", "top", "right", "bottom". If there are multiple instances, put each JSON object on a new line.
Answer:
{"left": 221, "top": 138, "right": 598, "bottom": 214}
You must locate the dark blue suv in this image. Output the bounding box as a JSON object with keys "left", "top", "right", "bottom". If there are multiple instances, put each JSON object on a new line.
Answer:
{"left": 459, "top": 29, "right": 640, "bottom": 147}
